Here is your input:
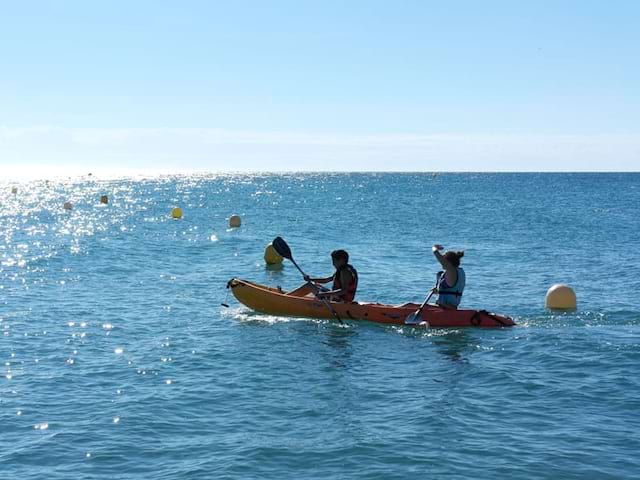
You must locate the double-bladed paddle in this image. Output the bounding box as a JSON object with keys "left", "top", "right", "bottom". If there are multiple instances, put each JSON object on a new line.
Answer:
{"left": 272, "top": 236, "right": 343, "bottom": 324}
{"left": 405, "top": 277, "right": 443, "bottom": 326}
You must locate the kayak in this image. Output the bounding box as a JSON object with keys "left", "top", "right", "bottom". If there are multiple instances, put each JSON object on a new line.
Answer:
{"left": 227, "top": 278, "right": 515, "bottom": 328}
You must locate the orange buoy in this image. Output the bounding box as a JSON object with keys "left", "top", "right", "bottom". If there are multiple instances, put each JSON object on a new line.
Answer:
{"left": 545, "top": 284, "right": 577, "bottom": 309}
{"left": 229, "top": 215, "right": 241, "bottom": 228}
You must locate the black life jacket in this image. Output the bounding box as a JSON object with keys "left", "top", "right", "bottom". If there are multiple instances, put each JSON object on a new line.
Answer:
{"left": 332, "top": 264, "right": 358, "bottom": 302}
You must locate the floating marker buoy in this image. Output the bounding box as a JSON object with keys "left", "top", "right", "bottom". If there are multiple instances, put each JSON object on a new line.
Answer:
{"left": 545, "top": 284, "right": 577, "bottom": 310}
{"left": 100, "top": 195, "right": 109, "bottom": 204}
{"left": 11, "top": 187, "right": 18, "bottom": 194}
{"left": 171, "top": 207, "right": 183, "bottom": 219}
{"left": 229, "top": 215, "right": 241, "bottom": 228}
{"left": 64, "top": 202, "right": 73, "bottom": 210}
{"left": 264, "top": 243, "right": 284, "bottom": 265}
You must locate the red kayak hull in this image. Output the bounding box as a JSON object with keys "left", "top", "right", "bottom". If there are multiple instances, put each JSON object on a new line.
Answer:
{"left": 228, "top": 278, "right": 515, "bottom": 328}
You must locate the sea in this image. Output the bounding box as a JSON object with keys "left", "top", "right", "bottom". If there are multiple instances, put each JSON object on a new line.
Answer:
{"left": 1, "top": 173, "right": 639, "bottom": 479}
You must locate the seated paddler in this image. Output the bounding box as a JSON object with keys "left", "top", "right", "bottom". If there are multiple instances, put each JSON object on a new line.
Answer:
{"left": 432, "top": 244, "right": 465, "bottom": 309}
{"left": 288, "top": 249, "right": 358, "bottom": 302}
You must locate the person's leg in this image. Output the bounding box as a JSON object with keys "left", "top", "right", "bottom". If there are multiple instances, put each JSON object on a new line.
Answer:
{"left": 287, "top": 282, "right": 316, "bottom": 297}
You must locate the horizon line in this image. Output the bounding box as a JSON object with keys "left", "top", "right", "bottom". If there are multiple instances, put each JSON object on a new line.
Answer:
{"left": 3, "top": 168, "right": 639, "bottom": 182}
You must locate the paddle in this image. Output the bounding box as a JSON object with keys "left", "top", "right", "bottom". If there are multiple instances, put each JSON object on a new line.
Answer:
{"left": 405, "top": 277, "right": 443, "bottom": 326}
{"left": 272, "top": 236, "right": 343, "bottom": 324}
{"left": 221, "top": 281, "right": 231, "bottom": 308}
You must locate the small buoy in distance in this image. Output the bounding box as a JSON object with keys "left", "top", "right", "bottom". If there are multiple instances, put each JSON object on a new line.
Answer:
{"left": 64, "top": 201, "right": 73, "bottom": 210}
{"left": 264, "top": 243, "right": 283, "bottom": 265}
{"left": 11, "top": 187, "right": 18, "bottom": 194}
{"left": 171, "top": 207, "right": 183, "bottom": 219}
{"left": 229, "top": 215, "right": 241, "bottom": 228}
{"left": 545, "top": 284, "right": 577, "bottom": 310}
{"left": 100, "top": 195, "right": 109, "bottom": 204}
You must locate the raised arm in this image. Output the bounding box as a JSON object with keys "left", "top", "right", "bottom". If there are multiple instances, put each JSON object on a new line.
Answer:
{"left": 432, "top": 244, "right": 458, "bottom": 286}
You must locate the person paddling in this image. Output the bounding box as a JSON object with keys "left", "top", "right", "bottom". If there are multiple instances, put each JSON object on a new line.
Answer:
{"left": 288, "top": 249, "right": 358, "bottom": 302}
{"left": 432, "top": 244, "right": 465, "bottom": 309}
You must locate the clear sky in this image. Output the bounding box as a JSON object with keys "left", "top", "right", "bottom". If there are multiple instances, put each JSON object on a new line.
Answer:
{"left": 1, "top": 0, "right": 639, "bottom": 174}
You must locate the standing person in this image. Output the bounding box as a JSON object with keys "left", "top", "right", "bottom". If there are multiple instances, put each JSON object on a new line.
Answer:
{"left": 432, "top": 244, "right": 465, "bottom": 309}
{"left": 288, "top": 249, "right": 358, "bottom": 302}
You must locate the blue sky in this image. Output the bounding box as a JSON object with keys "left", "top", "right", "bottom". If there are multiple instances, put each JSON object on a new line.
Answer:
{"left": 1, "top": 0, "right": 639, "bottom": 174}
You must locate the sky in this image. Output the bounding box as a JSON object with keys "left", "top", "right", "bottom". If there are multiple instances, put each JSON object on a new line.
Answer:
{"left": 1, "top": 0, "right": 639, "bottom": 175}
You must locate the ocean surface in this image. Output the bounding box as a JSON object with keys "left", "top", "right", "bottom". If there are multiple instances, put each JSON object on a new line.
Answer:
{"left": 1, "top": 173, "right": 639, "bottom": 479}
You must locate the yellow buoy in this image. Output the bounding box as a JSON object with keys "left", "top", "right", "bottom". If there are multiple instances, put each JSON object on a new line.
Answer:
{"left": 63, "top": 202, "right": 73, "bottom": 210}
{"left": 545, "top": 284, "right": 577, "bottom": 310}
{"left": 100, "top": 195, "right": 109, "bottom": 204}
{"left": 171, "top": 207, "right": 183, "bottom": 219}
{"left": 264, "top": 243, "right": 283, "bottom": 265}
{"left": 229, "top": 215, "right": 241, "bottom": 228}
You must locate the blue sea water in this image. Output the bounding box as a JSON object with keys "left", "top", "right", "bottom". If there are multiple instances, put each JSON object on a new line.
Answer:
{"left": 1, "top": 173, "right": 639, "bottom": 479}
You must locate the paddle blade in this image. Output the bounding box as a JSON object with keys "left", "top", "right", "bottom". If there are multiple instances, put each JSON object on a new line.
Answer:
{"left": 405, "top": 310, "right": 425, "bottom": 325}
{"left": 272, "top": 236, "right": 292, "bottom": 260}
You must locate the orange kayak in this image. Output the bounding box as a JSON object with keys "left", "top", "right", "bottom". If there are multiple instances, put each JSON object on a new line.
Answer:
{"left": 228, "top": 278, "right": 515, "bottom": 328}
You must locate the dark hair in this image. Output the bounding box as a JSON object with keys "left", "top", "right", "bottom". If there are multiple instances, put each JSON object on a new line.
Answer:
{"left": 444, "top": 250, "right": 464, "bottom": 267}
{"left": 331, "top": 249, "right": 349, "bottom": 262}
